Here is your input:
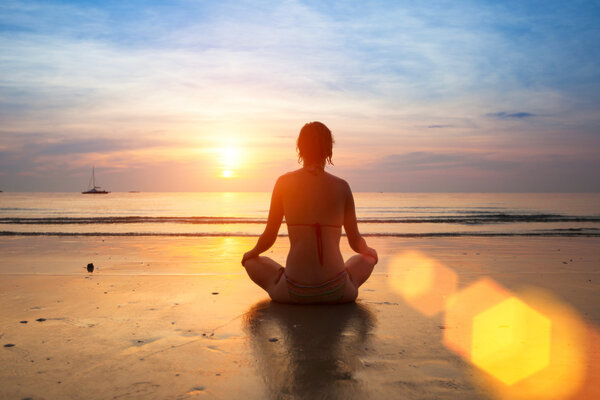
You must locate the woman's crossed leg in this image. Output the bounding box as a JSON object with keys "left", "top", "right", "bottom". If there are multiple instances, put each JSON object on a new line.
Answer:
{"left": 243, "top": 254, "right": 376, "bottom": 304}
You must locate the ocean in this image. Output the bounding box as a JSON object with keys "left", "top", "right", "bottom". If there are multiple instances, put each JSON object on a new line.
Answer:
{"left": 1, "top": 192, "right": 599, "bottom": 237}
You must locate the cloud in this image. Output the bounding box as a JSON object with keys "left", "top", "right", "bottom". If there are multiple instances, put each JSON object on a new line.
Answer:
{"left": 0, "top": 1, "right": 599, "bottom": 191}
{"left": 486, "top": 112, "right": 535, "bottom": 119}
{"left": 337, "top": 150, "right": 600, "bottom": 192}
{"left": 0, "top": 131, "right": 170, "bottom": 155}
{"left": 372, "top": 151, "right": 513, "bottom": 172}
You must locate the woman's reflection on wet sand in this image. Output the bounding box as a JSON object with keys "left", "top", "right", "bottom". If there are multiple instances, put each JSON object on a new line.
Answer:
{"left": 244, "top": 300, "right": 376, "bottom": 400}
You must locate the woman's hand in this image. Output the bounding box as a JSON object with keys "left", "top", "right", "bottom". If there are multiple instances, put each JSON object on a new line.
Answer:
{"left": 241, "top": 250, "right": 259, "bottom": 266}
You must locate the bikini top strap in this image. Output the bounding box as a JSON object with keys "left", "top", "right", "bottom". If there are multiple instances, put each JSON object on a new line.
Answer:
{"left": 286, "top": 222, "right": 342, "bottom": 228}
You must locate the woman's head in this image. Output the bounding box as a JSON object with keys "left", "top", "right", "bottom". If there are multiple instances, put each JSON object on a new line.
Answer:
{"left": 296, "top": 121, "right": 334, "bottom": 167}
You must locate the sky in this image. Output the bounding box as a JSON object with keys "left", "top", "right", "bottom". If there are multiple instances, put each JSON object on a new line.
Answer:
{"left": 0, "top": 0, "right": 599, "bottom": 192}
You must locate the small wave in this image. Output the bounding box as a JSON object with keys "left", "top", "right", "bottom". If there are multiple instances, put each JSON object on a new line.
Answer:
{"left": 0, "top": 216, "right": 266, "bottom": 225}
{"left": 0, "top": 207, "right": 42, "bottom": 211}
{"left": 1, "top": 214, "right": 599, "bottom": 225}
{"left": 0, "top": 231, "right": 259, "bottom": 237}
{"left": 537, "top": 227, "right": 600, "bottom": 232}
{"left": 1, "top": 231, "right": 599, "bottom": 238}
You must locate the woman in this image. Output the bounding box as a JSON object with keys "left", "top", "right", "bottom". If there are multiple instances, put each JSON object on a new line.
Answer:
{"left": 241, "top": 122, "right": 378, "bottom": 304}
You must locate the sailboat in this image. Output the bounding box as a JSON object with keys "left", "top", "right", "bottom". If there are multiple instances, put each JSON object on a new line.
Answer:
{"left": 82, "top": 167, "right": 110, "bottom": 194}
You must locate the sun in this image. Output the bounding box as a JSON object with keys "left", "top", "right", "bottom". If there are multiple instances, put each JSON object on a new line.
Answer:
{"left": 218, "top": 146, "right": 240, "bottom": 178}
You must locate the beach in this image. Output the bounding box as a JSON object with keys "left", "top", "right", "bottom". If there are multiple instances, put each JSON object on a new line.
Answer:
{"left": 1, "top": 235, "right": 598, "bottom": 399}
{"left": 3, "top": 0, "right": 600, "bottom": 398}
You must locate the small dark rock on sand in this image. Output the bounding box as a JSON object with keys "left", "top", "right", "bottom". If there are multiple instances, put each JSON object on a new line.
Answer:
{"left": 4, "top": 344, "right": 15, "bottom": 347}
{"left": 20, "top": 320, "right": 28, "bottom": 324}
{"left": 212, "top": 292, "right": 219, "bottom": 295}
{"left": 87, "top": 263, "right": 94, "bottom": 273}
{"left": 268, "top": 337, "right": 279, "bottom": 342}
{"left": 36, "top": 318, "right": 46, "bottom": 322}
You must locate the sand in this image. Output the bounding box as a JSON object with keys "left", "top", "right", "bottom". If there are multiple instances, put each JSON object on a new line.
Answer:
{"left": 0, "top": 236, "right": 598, "bottom": 399}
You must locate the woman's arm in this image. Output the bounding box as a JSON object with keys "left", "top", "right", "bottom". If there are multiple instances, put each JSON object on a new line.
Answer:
{"left": 343, "top": 182, "right": 378, "bottom": 263}
{"left": 242, "top": 177, "right": 284, "bottom": 265}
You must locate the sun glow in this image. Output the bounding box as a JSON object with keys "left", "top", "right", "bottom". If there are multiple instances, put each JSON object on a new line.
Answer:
{"left": 218, "top": 146, "right": 241, "bottom": 179}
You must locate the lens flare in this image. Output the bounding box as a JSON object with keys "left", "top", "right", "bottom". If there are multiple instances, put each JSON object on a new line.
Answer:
{"left": 471, "top": 297, "right": 551, "bottom": 385}
{"left": 444, "top": 278, "right": 512, "bottom": 359}
{"left": 388, "top": 250, "right": 594, "bottom": 399}
{"left": 388, "top": 251, "right": 457, "bottom": 316}
{"left": 476, "top": 289, "right": 591, "bottom": 400}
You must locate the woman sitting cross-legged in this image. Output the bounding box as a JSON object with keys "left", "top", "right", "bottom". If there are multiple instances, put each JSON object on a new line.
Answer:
{"left": 241, "top": 121, "right": 378, "bottom": 304}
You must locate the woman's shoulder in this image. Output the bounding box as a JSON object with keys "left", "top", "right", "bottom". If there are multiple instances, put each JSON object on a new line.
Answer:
{"left": 276, "top": 169, "right": 350, "bottom": 190}
{"left": 276, "top": 169, "right": 301, "bottom": 182}
{"left": 273, "top": 169, "right": 300, "bottom": 190}
{"left": 324, "top": 171, "right": 351, "bottom": 189}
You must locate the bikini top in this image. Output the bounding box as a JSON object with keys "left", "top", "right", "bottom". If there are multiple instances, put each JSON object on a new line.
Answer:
{"left": 286, "top": 222, "right": 342, "bottom": 265}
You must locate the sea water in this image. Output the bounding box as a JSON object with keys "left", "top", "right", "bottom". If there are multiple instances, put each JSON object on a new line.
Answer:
{"left": 1, "top": 192, "right": 599, "bottom": 237}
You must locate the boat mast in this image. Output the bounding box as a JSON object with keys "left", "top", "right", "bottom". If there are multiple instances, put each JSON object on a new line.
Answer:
{"left": 92, "top": 167, "right": 96, "bottom": 188}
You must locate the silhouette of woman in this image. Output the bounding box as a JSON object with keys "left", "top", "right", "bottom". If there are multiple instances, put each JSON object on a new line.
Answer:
{"left": 242, "top": 122, "right": 378, "bottom": 303}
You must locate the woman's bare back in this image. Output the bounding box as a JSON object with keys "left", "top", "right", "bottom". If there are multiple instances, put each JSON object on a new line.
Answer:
{"left": 277, "top": 168, "right": 349, "bottom": 283}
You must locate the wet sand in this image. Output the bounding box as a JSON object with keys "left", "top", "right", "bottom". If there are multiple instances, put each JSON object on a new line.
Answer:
{"left": 0, "top": 236, "right": 598, "bottom": 399}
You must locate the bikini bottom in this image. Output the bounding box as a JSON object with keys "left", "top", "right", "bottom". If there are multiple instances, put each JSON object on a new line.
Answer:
{"left": 284, "top": 269, "right": 348, "bottom": 304}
